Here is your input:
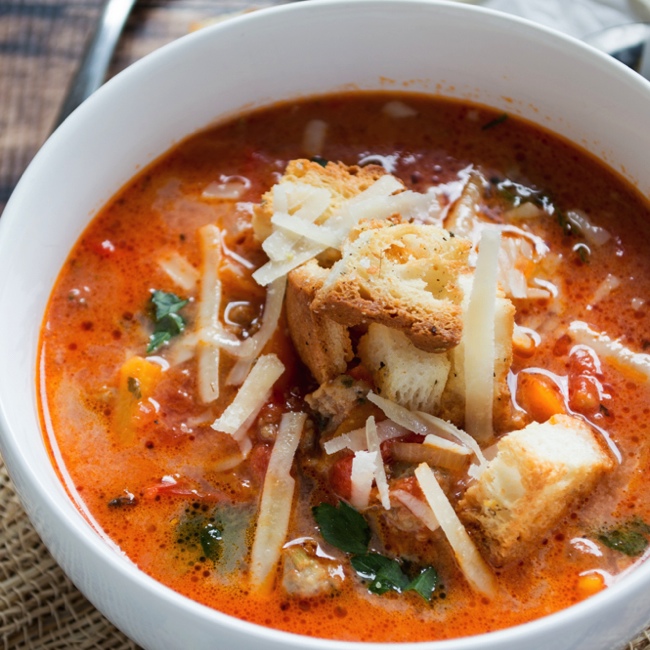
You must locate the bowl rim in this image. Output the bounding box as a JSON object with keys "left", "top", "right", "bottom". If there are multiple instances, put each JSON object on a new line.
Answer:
{"left": 2, "top": 0, "right": 650, "bottom": 648}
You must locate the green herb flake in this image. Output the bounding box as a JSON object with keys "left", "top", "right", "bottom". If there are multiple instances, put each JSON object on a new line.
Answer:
{"left": 147, "top": 290, "right": 189, "bottom": 353}
{"left": 406, "top": 566, "right": 439, "bottom": 601}
{"left": 351, "top": 553, "right": 409, "bottom": 595}
{"left": 310, "top": 155, "right": 329, "bottom": 167}
{"left": 556, "top": 210, "right": 573, "bottom": 236}
{"left": 312, "top": 501, "right": 371, "bottom": 555}
{"left": 351, "top": 554, "right": 438, "bottom": 601}
{"left": 597, "top": 518, "right": 650, "bottom": 556}
{"left": 574, "top": 243, "right": 590, "bottom": 264}
{"left": 200, "top": 523, "right": 223, "bottom": 560}
{"left": 481, "top": 113, "right": 508, "bottom": 131}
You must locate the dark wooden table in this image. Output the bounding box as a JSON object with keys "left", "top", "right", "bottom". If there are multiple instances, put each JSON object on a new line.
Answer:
{"left": 1, "top": 1, "right": 650, "bottom": 648}
{"left": 0, "top": 0, "right": 273, "bottom": 216}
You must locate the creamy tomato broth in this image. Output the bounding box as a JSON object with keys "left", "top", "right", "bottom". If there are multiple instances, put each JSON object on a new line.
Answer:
{"left": 39, "top": 94, "right": 650, "bottom": 642}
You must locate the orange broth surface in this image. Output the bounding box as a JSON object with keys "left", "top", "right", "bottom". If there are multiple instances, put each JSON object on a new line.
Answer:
{"left": 39, "top": 93, "right": 650, "bottom": 642}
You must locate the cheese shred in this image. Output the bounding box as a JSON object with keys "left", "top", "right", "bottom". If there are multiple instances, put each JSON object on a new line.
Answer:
{"left": 250, "top": 411, "right": 306, "bottom": 593}
{"left": 414, "top": 463, "right": 496, "bottom": 598}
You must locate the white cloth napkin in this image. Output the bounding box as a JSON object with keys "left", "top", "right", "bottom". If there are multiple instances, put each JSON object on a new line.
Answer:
{"left": 464, "top": 0, "right": 650, "bottom": 38}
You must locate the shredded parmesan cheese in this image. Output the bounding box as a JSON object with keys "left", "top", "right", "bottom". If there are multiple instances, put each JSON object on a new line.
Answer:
{"left": 196, "top": 225, "right": 222, "bottom": 403}
{"left": 366, "top": 416, "right": 390, "bottom": 510}
{"left": 211, "top": 354, "right": 285, "bottom": 446}
{"left": 464, "top": 228, "right": 501, "bottom": 442}
{"left": 250, "top": 411, "right": 306, "bottom": 592}
{"left": 158, "top": 252, "right": 199, "bottom": 292}
{"left": 414, "top": 463, "right": 496, "bottom": 597}
{"left": 350, "top": 450, "right": 378, "bottom": 510}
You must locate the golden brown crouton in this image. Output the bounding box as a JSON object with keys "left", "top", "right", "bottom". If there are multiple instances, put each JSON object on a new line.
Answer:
{"left": 312, "top": 221, "right": 472, "bottom": 352}
{"left": 459, "top": 414, "right": 614, "bottom": 565}
{"left": 286, "top": 259, "right": 353, "bottom": 384}
{"left": 252, "top": 159, "right": 387, "bottom": 241}
{"left": 358, "top": 323, "right": 451, "bottom": 414}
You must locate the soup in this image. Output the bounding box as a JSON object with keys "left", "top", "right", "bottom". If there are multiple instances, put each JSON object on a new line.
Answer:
{"left": 38, "top": 93, "right": 650, "bottom": 642}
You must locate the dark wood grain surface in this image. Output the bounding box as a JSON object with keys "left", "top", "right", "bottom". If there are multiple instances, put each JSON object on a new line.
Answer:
{"left": 0, "top": 0, "right": 271, "bottom": 216}
{"left": 1, "top": 1, "right": 650, "bottom": 648}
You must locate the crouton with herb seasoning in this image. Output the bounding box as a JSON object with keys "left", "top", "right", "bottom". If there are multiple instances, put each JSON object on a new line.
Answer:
{"left": 312, "top": 221, "right": 472, "bottom": 352}
{"left": 459, "top": 414, "right": 614, "bottom": 565}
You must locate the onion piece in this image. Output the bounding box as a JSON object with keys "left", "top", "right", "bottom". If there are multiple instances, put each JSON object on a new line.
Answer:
{"left": 323, "top": 419, "right": 407, "bottom": 455}
{"left": 569, "top": 321, "right": 650, "bottom": 381}
{"left": 390, "top": 442, "right": 470, "bottom": 472}
{"left": 503, "top": 201, "right": 544, "bottom": 220}
{"left": 415, "top": 463, "right": 496, "bottom": 597}
{"left": 416, "top": 412, "right": 487, "bottom": 468}
{"left": 302, "top": 119, "right": 328, "bottom": 157}
{"left": 249, "top": 411, "right": 306, "bottom": 592}
{"left": 391, "top": 489, "right": 439, "bottom": 532}
{"left": 227, "top": 276, "right": 286, "bottom": 385}
{"left": 566, "top": 209, "right": 611, "bottom": 246}
{"left": 382, "top": 100, "right": 418, "bottom": 118}
{"left": 589, "top": 274, "right": 620, "bottom": 306}
{"left": 422, "top": 434, "right": 471, "bottom": 456}
{"left": 202, "top": 175, "right": 250, "bottom": 201}
{"left": 158, "top": 252, "right": 200, "bottom": 292}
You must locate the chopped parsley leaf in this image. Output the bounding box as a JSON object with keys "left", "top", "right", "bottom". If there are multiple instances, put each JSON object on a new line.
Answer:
{"left": 314, "top": 502, "right": 438, "bottom": 601}
{"left": 147, "top": 290, "right": 188, "bottom": 353}
{"left": 597, "top": 518, "right": 650, "bottom": 556}
{"left": 481, "top": 113, "right": 508, "bottom": 130}
{"left": 312, "top": 501, "right": 370, "bottom": 555}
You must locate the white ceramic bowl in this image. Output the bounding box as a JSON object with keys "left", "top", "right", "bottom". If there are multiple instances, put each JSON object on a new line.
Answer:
{"left": 2, "top": 1, "right": 650, "bottom": 649}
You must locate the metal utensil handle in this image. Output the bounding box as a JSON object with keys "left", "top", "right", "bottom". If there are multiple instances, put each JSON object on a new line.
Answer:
{"left": 52, "top": 0, "right": 137, "bottom": 130}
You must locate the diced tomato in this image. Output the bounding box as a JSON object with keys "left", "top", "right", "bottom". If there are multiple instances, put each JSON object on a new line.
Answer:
{"left": 329, "top": 453, "right": 353, "bottom": 501}
{"left": 248, "top": 443, "right": 272, "bottom": 485}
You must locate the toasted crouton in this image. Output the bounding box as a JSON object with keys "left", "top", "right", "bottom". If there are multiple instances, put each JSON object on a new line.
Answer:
{"left": 286, "top": 259, "right": 353, "bottom": 384}
{"left": 459, "top": 414, "right": 614, "bottom": 565}
{"left": 312, "top": 221, "right": 472, "bottom": 352}
{"left": 358, "top": 323, "right": 451, "bottom": 414}
{"left": 252, "top": 159, "right": 388, "bottom": 242}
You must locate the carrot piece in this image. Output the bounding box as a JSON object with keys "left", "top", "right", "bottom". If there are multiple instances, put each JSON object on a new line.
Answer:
{"left": 518, "top": 374, "right": 566, "bottom": 423}
{"left": 113, "top": 356, "right": 163, "bottom": 445}
{"left": 577, "top": 572, "right": 605, "bottom": 598}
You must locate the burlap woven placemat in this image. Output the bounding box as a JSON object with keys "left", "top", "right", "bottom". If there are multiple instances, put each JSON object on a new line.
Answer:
{"left": 0, "top": 457, "right": 139, "bottom": 649}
